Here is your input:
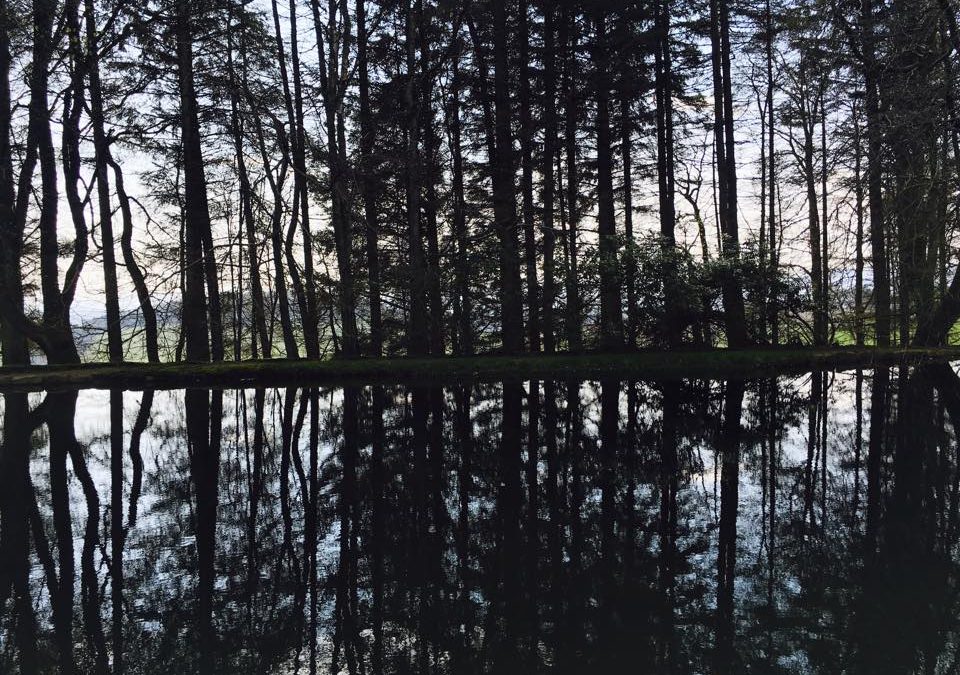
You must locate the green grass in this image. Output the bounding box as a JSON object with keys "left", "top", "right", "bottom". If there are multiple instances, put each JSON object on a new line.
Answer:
{"left": 831, "top": 315, "right": 960, "bottom": 347}
{"left": 2, "top": 346, "right": 960, "bottom": 391}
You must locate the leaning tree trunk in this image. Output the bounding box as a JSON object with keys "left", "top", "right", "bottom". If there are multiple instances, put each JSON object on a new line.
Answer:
{"left": 109, "top": 156, "right": 160, "bottom": 362}
{"left": 227, "top": 14, "right": 270, "bottom": 359}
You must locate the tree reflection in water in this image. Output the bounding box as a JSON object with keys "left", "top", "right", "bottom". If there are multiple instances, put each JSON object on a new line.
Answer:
{"left": 3, "top": 367, "right": 960, "bottom": 673}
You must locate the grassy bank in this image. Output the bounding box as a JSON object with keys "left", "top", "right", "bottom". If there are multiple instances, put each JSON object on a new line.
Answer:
{"left": 2, "top": 346, "right": 960, "bottom": 391}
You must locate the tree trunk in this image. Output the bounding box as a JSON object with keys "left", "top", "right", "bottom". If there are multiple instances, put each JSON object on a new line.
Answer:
{"left": 820, "top": 89, "right": 830, "bottom": 343}
{"left": 593, "top": 8, "right": 624, "bottom": 350}
{"left": 655, "top": 0, "right": 679, "bottom": 346}
{"left": 620, "top": 79, "right": 636, "bottom": 349}
{"left": 492, "top": 0, "right": 525, "bottom": 353}
{"left": 519, "top": 0, "right": 540, "bottom": 352}
{"left": 449, "top": 36, "right": 473, "bottom": 355}
{"left": 227, "top": 12, "right": 269, "bottom": 359}
{"left": 562, "top": 5, "right": 582, "bottom": 351}
{"left": 271, "top": 0, "right": 311, "bottom": 358}
{"left": 293, "top": 0, "right": 321, "bottom": 359}
{"left": 106, "top": 156, "right": 160, "bottom": 362}
{"left": 854, "top": 109, "right": 866, "bottom": 347}
{"left": 542, "top": 1, "right": 558, "bottom": 354}
{"left": 800, "top": 92, "right": 825, "bottom": 346}
{"left": 176, "top": 0, "right": 212, "bottom": 363}
{"left": 57, "top": 0, "right": 89, "bottom": 365}
{"left": 710, "top": 0, "right": 749, "bottom": 347}
{"left": 0, "top": 0, "right": 28, "bottom": 365}
{"left": 766, "top": 0, "right": 778, "bottom": 344}
{"left": 86, "top": 0, "right": 123, "bottom": 362}
{"left": 311, "top": 0, "right": 358, "bottom": 357}
{"left": 405, "top": 0, "right": 429, "bottom": 355}
{"left": 0, "top": 0, "right": 80, "bottom": 364}
{"left": 863, "top": 0, "right": 891, "bottom": 346}
{"left": 419, "top": 11, "right": 445, "bottom": 356}
{"left": 357, "top": 0, "right": 383, "bottom": 356}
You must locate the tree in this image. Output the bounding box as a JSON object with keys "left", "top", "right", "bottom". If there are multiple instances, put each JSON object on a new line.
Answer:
{"left": 491, "top": 0, "right": 525, "bottom": 353}
{"left": 357, "top": 0, "right": 383, "bottom": 356}
{"left": 710, "top": 0, "right": 749, "bottom": 347}
{"left": 176, "top": 0, "right": 217, "bottom": 362}
{"left": 655, "top": 0, "right": 680, "bottom": 346}
{"left": 593, "top": 6, "right": 625, "bottom": 350}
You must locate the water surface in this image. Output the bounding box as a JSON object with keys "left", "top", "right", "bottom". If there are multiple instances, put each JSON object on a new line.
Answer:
{"left": 2, "top": 365, "right": 959, "bottom": 673}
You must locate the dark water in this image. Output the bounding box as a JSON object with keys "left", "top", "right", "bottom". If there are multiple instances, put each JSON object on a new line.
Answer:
{"left": 2, "top": 365, "right": 960, "bottom": 673}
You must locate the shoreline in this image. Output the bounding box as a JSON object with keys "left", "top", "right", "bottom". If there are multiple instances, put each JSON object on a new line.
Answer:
{"left": 1, "top": 346, "right": 959, "bottom": 391}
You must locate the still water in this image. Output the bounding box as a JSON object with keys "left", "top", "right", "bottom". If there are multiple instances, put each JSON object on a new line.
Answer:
{"left": 1, "top": 366, "right": 959, "bottom": 673}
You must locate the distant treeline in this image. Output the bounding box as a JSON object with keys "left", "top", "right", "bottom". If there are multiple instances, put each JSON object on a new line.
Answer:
{"left": 2, "top": 0, "right": 960, "bottom": 364}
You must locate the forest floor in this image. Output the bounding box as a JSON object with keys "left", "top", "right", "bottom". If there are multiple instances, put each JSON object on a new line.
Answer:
{"left": 2, "top": 346, "right": 960, "bottom": 391}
